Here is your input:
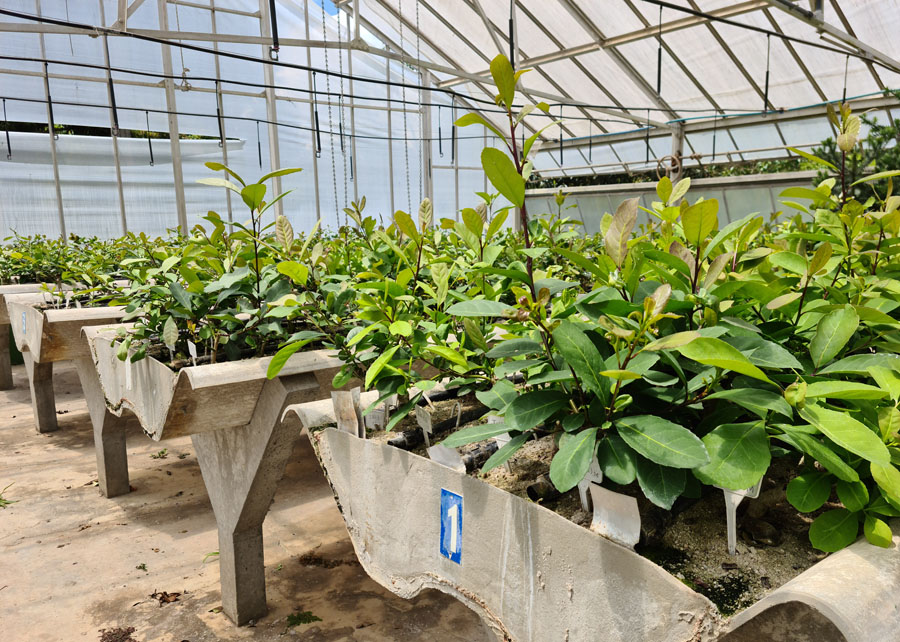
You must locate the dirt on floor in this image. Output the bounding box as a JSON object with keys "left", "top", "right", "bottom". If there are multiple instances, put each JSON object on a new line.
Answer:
{"left": 0, "top": 362, "right": 497, "bottom": 642}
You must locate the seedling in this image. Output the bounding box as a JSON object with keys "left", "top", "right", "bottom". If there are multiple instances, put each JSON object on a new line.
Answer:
{"left": 0, "top": 483, "right": 16, "bottom": 508}
{"left": 285, "top": 610, "right": 322, "bottom": 628}
{"left": 150, "top": 449, "right": 168, "bottom": 460}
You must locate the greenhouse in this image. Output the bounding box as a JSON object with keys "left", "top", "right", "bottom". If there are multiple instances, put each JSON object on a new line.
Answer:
{"left": 1, "top": 1, "right": 899, "bottom": 640}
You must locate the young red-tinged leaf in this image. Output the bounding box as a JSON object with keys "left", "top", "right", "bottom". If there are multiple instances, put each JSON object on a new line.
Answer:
{"left": 604, "top": 198, "right": 638, "bottom": 268}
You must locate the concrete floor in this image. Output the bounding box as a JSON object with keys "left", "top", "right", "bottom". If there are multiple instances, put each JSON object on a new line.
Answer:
{"left": 0, "top": 362, "right": 497, "bottom": 642}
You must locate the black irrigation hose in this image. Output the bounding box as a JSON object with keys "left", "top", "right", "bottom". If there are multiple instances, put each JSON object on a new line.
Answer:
{"left": 0, "top": 94, "right": 502, "bottom": 143}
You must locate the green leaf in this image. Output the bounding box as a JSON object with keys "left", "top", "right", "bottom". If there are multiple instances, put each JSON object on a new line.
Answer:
{"left": 681, "top": 199, "right": 718, "bottom": 247}
{"left": 871, "top": 463, "right": 900, "bottom": 505}
{"left": 169, "top": 281, "right": 192, "bottom": 310}
{"left": 505, "top": 390, "right": 567, "bottom": 432}
{"left": 787, "top": 472, "right": 833, "bottom": 512}
{"left": 385, "top": 393, "right": 423, "bottom": 432}
{"left": 809, "top": 305, "right": 859, "bottom": 368}
{"left": 204, "top": 161, "right": 246, "bottom": 185}
{"left": 424, "top": 345, "right": 468, "bottom": 368}
{"left": 604, "top": 198, "right": 638, "bottom": 268}
{"left": 258, "top": 167, "right": 303, "bottom": 183}
{"left": 656, "top": 176, "right": 672, "bottom": 203}
{"left": 276, "top": 261, "right": 309, "bottom": 285}
{"left": 800, "top": 404, "right": 890, "bottom": 464}
{"left": 850, "top": 169, "right": 900, "bottom": 186}
{"left": 786, "top": 146, "right": 838, "bottom": 172}
{"left": 441, "top": 423, "right": 511, "bottom": 448}
{"left": 555, "top": 247, "right": 607, "bottom": 280}
{"left": 446, "top": 299, "right": 511, "bottom": 317}
{"left": 677, "top": 337, "right": 772, "bottom": 383}
{"left": 266, "top": 341, "right": 303, "bottom": 379}
{"left": 820, "top": 353, "right": 900, "bottom": 375}
{"left": 489, "top": 53, "right": 516, "bottom": 108}
{"left": 346, "top": 323, "right": 380, "bottom": 348}
{"left": 643, "top": 331, "right": 700, "bottom": 352}
{"left": 275, "top": 215, "right": 294, "bottom": 249}
{"left": 365, "top": 346, "right": 400, "bottom": 389}
{"left": 705, "top": 388, "right": 792, "bottom": 420}
{"left": 636, "top": 458, "right": 686, "bottom": 509}
{"left": 863, "top": 515, "right": 894, "bottom": 548}
{"left": 481, "top": 148, "right": 524, "bottom": 208}
{"left": 454, "top": 112, "right": 506, "bottom": 142}
{"left": 162, "top": 316, "right": 178, "bottom": 350}
{"left": 670, "top": 177, "right": 691, "bottom": 203}
{"left": 475, "top": 379, "right": 518, "bottom": 412}
{"left": 616, "top": 415, "right": 709, "bottom": 469}
{"left": 394, "top": 210, "right": 419, "bottom": 241}
{"left": 240, "top": 183, "right": 267, "bottom": 211}
{"left": 774, "top": 429, "right": 859, "bottom": 482}
{"left": 836, "top": 479, "right": 868, "bottom": 512}
{"left": 694, "top": 423, "right": 771, "bottom": 490}
{"left": 868, "top": 366, "right": 900, "bottom": 401}
{"left": 197, "top": 176, "right": 244, "bottom": 194}
{"left": 597, "top": 434, "right": 637, "bottom": 485}
{"left": 481, "top": 433, "right": 528, "bottom": 473}
{"left": 389, "top": 320, "right": 412, "bottom": 337}
{"left": 461, "top": 208, "right": 484, "bottom": 237}
{"left": 549, "top": 427, "right": 599, "bottom": 492}
{"left": 768, "top": 251, "right": 808, "bottom": 275}
{"left": 804, "top": 381, "right": 886, "bottom": 400}
{"left": 809, "top": 509, "right": 858, "bottom": 552}
{"left": 486, "top": 338, "right": 543, "bottom": 358}
{"left": 552, "top": 321, "right": 608, "bottom": 403}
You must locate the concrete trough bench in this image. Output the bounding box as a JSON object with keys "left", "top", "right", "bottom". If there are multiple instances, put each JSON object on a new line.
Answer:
{"left": 0, "top": 283, "right": 75, "bottom": 390}
{"left": 293, "top": 400, "right": 900, "bottom": 642}
{"left": 6, "top": 293, "right": 126, "bottom": 433}
{"left": 82, "top": 324, "right": 349, "bottom": 625}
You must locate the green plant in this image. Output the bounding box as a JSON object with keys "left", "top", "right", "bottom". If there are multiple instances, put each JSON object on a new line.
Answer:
{"left": 0, "top": 482, "right": 16, "bottom": 508}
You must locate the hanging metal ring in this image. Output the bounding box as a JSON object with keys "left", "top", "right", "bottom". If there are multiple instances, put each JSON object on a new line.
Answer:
{"left": 656, "top": 154, "right": 682, "bottom": 180}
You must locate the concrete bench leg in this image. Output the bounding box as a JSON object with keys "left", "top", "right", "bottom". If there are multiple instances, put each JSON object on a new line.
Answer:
{"left": 23, "top": 352, "right": 57, "bottom": 433}
{"left": 0, "top": 323, "right": 13, "bottom": 390}
{"left": 75, "top": 357, "right": 130, "bottom": 497}
{"left": 192, "top": 372, "right": 321, "bottom": 626}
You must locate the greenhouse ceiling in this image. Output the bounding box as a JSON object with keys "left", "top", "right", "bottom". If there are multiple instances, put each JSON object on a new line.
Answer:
{"left": 0, "top": 0, "right": 898, "bottom": 236}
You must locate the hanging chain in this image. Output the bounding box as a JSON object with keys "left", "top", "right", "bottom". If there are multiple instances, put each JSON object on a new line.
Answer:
{"left": 399, "top": 0, "right": 411, "bottom": 214}
{"left": 174, "top": 2, "right": 191, "bottom": 90}
{"left": 321, "top": 2, "right": 338, "bottom": 223}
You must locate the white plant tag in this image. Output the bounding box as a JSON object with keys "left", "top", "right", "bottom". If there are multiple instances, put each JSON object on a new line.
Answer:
{"left": 187, "top": 340, "right": 198, "bottom": 366}
{"left": 125, "top": 358, "right": 133, "bottom": 390}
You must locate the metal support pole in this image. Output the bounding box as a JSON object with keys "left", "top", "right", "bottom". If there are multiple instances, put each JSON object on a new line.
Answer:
{"left": 304, "top": 0, "right": 321, "bottom": 221}
{"left": 211, "top": 0, "right": 233, "bottom": 222}
{"left": 98, "top": 0, "right": 127, "bottom": 235}
{"left": 421, "top": 70, "right": 434, "bottom": 205}
{"left": 670, "top": 123, "right": 685, "bottom": 183}
{"left": 345, "top": 11, "right": 358, "bottom": 203}
{"left": 36, "top": 1, "right": 66, "bottom": 240}
{"left": 258, "top": 0, "right": 283, "bottom": 216}
{"left": 385, "top": 50, "right": 395, "bottom": 214}
{"left": 157, "top": 0, "right": 188, "bottom": 233}
{"left": 452, "top": 97, "right": 459, "bottom": 220}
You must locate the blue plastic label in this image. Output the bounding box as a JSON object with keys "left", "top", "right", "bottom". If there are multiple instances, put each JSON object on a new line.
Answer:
{"left": 440, "top": 488, "right": 462, "bottom": 564}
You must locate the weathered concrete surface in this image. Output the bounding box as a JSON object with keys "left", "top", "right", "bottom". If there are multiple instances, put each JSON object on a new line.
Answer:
{"left": 7, "top": 298, "right": 125, "bottom": 434}
{"left": 314, "top": 428, "right": 722, "bottom": 642}
{"left": 0, "top": 284, "right": 61, "bottom": 390}
{"left": 85, "top": 325, "right": 346, "bottom": 440}
{"left": 0, "top": 362, "right": 497, "bottom": 641}
{"left": 723, "top": 521, "right": 900, "bottom": 642}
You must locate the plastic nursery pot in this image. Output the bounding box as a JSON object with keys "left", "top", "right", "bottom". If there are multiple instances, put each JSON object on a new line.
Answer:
{"left": 311, "top": 427, "right": 900, "bottom": 642}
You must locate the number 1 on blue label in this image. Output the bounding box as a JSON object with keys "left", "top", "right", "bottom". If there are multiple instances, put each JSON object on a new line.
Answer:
{"left": 440, "top": 488, "right": 462, "bottom": 564}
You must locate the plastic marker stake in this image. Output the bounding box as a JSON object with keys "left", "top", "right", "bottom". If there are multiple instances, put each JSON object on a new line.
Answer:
{"left": 719, "top": 480, "right": 762, "bottom": 555}
{"left": 187, "top": 340, "right": 198, "bottom": 367}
